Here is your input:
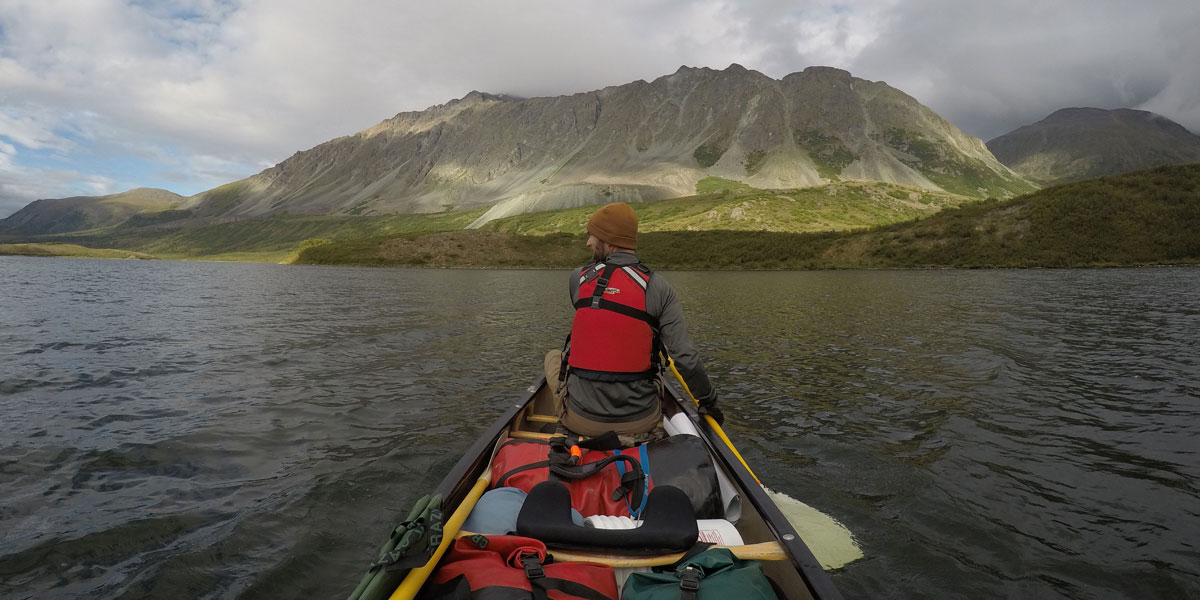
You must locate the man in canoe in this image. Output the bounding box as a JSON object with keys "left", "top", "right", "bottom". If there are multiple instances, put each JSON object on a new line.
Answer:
{"left": 545, "top": 202, "right": 723, "bottom": 439}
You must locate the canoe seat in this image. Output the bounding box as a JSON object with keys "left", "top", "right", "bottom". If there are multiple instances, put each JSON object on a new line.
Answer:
{"left": 516, "top": 481, "right": 697, "bottom": 555}
{"left": 526, "top": 413, "right": 559, "bottom": 424}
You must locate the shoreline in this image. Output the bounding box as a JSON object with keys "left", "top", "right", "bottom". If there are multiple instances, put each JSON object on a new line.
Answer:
{"left": 5, "top": 250, "right": 1196, "bottom": 272}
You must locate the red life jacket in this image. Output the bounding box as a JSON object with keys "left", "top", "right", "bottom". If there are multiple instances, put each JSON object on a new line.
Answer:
{"left": 426, "top": 535, "right": 618, "bottom": 600}
{"left": 568, "top": 262, "right": 659, "bottom": 380}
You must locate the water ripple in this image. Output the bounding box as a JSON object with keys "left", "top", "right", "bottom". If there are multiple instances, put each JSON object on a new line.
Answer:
{"left": 1, "top": 259, "right": 1197, "bottom": 599}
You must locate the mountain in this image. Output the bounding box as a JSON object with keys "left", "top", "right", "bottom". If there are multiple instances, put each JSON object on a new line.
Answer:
{"left": 177, "top": 64, "right": 1031, "bottom": 227}
{"left": 987, "top": 108, "right": 1200, "bottom": 186}
{"left": 0, "top": 188, "right": 183, "bottom": 235}
{"left": 3, "top": 64, "right": 1033, "bottom": 237}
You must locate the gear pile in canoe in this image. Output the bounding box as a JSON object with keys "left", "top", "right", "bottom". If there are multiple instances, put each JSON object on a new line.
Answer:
{"left": 347, "top": 371, "right": 844, "bottom": 600}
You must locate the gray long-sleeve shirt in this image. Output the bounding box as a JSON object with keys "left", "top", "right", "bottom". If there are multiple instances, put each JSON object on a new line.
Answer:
{"left": 565, "top": 251, "right": 717, "bottom": 423}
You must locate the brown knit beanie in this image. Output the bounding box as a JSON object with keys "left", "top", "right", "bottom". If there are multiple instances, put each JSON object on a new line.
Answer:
{"left": 586, "top": 202, "right": 638, "bottom": 250}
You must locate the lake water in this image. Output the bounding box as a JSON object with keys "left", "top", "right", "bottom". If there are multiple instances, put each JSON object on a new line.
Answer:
{"left": 1, "top": 256, "right": 1198, "bottom": 599}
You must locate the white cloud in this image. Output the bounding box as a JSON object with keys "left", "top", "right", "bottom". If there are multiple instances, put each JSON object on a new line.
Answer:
{"left": 0, "top": 155, "right": 119, "bottom": 217}
{"left": 0, "top": 107, "right": 74, "bottom": 152}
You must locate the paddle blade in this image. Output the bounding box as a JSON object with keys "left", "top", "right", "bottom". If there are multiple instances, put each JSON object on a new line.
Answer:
{"left": 762, "top": 487, "right": 863, "bottom": 570}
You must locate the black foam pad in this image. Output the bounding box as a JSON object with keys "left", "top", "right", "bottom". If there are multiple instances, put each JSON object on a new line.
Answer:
{"left": 516, "top": 481, "right": 699, "bottom": 555}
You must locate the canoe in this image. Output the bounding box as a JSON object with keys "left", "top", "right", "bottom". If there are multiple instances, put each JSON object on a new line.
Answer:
{"left": 365, "top": 373, "right": 844, "bottom": 600}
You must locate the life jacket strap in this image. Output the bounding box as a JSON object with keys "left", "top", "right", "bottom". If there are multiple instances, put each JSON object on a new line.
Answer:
{"left": 569, "top": 366, "right": 659, "bottom": 382}
{"left": 572, "top": 296, "right": 660, "bottom": 328}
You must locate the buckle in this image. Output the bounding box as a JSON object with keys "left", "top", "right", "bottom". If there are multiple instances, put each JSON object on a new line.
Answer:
{"left": 679, "top": 567, "right": 701, "bottom": 591}
{"left": 520, "top": 554, "right": 545, "bottom": 579}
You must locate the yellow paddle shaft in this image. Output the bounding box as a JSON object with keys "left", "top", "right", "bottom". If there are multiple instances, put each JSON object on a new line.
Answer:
{"left": 550, "top": 541, "right": 787, "bottom": 567}
{"left": 389, "top": 469, "right": 491, "bottom": 600}
{"left": 454, "top": 530, "right": 787, "bottom": 567}
{"left": 667, "top": 357, "right": 761, "bottom": 485}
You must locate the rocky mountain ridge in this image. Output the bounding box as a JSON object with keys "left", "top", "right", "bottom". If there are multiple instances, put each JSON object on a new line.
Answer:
{"left": 178, "top": 64, "right": 1032, "bottom": 227}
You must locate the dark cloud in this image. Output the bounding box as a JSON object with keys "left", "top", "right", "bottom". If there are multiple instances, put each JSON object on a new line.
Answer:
{"left": 849, "top": 0, "right": 1200, "bottom": 139}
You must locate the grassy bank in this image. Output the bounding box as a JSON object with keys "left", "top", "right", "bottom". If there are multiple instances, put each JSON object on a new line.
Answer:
{"left": 0, "top": 243, "right": 156, "bottom": 260}
{"left": 293, "top": 231, "right": 586, "bottom": 267}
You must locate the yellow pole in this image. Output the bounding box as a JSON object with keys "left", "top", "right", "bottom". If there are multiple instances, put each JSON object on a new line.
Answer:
{"left": 540, "top": 541, "right": 787, "bottom": 567}
{"left": 388, "top": 469, "right": 491, "bottom": 600}
{"left": 667, "top": 356, "right": 761, "bottom": 485}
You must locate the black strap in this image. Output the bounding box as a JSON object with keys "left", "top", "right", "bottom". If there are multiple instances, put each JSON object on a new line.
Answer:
{"left": 569, "top": 366, "right": 658, "bottom": 382}
{"left": 678, "top": 542, "right": 715, "bottom": 565}
{"left": 416, "top": 574, "right": 472, "bottom": 599}
{"left": 558, "top": 334, "right": 572, "bottom": 388}
{"left": 500, "top": 438, "right": 550, "bottom": 449}
{"left": 417, "top": 575, "right": 615, "bottom": 600}
{"left": 550, "top": 453, "right": 644, "bottom": 485}
{"left": 496, "top": 460, "right": 551, "bottom": 487}
{"left": 535, "top": 577, "right": 616, "bottom": 600}
{"left": 496, "top": 446, "right": 645, "bottom": 499}
{"left": 588, "top": 263, "right": 619, "bottom": 309}
{"left": 576, "top": 431, "right": 621, "bottom": 451}
{"left": 572, "top": 296, "right": 660, "bottom": 328}
{"left": 653, "top": 542, "right": 715, "bottom": 573}
{"left": 678, "top": 566, "right": 702, "bottom": 600}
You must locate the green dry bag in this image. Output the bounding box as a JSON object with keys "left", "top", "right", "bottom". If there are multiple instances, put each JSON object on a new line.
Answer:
{"left": 621, "top": 548, "right": 779, "bottom": 600}
{"left": 346, "top": 493, "right": 443, "bottom": 600}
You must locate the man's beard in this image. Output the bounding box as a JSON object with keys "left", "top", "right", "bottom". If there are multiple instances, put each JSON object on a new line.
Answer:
{"left": 592, "top": 244, "right": 607, "bottom": 262}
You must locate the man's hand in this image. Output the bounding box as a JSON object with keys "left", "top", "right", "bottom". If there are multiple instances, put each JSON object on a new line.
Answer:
{"left": 698, "top": 402, "right": 725, "bottom": 426}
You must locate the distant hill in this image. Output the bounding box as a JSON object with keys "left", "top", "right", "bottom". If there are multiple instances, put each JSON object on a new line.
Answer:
{"left": 0, "top": 188, "right": 183, "bottom": 235}
{"left": 987, "top": 108, "right": 1200, "bottom": 186}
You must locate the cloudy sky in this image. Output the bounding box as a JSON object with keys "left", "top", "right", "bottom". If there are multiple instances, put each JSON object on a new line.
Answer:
{"left": 1, "top": 0, "right": 1197, "bottom": 218}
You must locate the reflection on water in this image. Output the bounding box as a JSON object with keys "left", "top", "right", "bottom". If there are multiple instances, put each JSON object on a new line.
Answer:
{"left": 1, "top": 258, "right": 1198, "bottom": 599}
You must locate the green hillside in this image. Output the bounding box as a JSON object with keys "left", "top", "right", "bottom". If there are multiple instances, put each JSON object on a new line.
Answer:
{"left": 11, "top": 165, "right": 1196, "bottom": 268}
{"left": 482, "top": 178, "right": 973, "bottom": 235}
{"left": 39, "top": 209, "right": 488, "bottom": 261}
{"left": 293, "top": 164, "right": 1200, "bottom": 269}
{"left": 0, "top": 188, "right": 183, "bottom": 235}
